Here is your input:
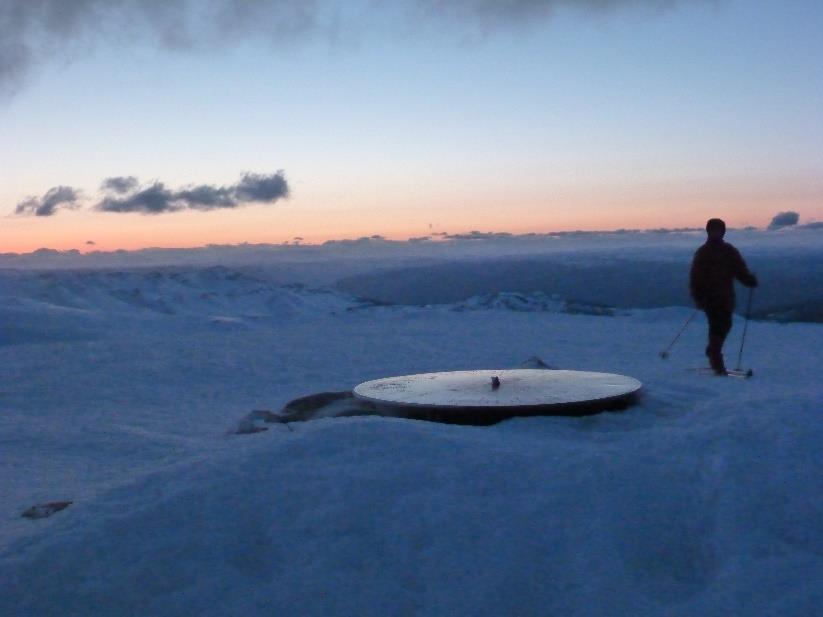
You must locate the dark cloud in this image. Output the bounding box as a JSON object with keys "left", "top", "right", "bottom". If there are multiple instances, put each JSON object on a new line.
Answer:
{"left": 97, "top": 171, "right": 289, "bottom": 214}
{"left": 0, "top": 0, "right": 699, "bottom": 96}
{"left": 0, "top": 38, "right": 30, "bottom": 97}
{"left": 176, "top": 185, "right": 238, "bottom": 210}
{"left": 15, "top": 186, "right": 80, "bottom": 217}
{"left": 11, "top": 172, "right": 289, "bottom": 217}
{"left": 413, "top": 0, "right": 655, "bottom": 26}
{"left": 101, "top": 176, "right": 139, "bottom": 194}
{"left": 234, "top": 172, "right": 290, "bottom": 203}
{"left": 98, "top": 182, "right": 177, "bottom": 214}
{"left": 0, "top": 1, "right": 319, "bottom": 96}
{"left": 768, "top": 211, "right": 800, "bottom": 230}
{"left": 417, "top": 0, "right": 685, "bottom": 19}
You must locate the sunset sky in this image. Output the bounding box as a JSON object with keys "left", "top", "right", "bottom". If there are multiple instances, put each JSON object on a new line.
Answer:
{"left": 2, "top": 0, "right": 822, "bottom": 253}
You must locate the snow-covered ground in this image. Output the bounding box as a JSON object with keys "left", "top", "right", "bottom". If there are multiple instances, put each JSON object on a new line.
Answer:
{"left": 0, "top": 262, "right": 821, "bottom": 616}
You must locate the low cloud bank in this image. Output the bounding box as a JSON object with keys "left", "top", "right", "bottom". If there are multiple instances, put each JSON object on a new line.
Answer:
{"left": 442, "top": 227, "right": 703, "bottom": 241}
{"left": 2, "top": 226, "right": 820, "bottom": 272}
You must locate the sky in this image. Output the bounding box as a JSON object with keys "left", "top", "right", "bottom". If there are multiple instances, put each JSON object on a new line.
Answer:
{"left": 1, "top": 0, "right": 822, "bottom": 253}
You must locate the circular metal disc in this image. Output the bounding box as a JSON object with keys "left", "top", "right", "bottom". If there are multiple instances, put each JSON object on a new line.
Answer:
{"left": 354, "top": 369, "right": 641, "bottom": 420}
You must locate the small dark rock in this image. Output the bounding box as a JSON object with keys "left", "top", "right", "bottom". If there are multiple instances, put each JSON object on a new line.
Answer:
{"left": 22, "top": 501, "right": 73, "bottom": 519}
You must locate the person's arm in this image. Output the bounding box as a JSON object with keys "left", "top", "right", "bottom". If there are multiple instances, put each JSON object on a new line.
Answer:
{"left": 730, "top": 246, "right": 758, "bottom": 288}
{"left": 689, "top": 251, "right": 706, "bottom": 308}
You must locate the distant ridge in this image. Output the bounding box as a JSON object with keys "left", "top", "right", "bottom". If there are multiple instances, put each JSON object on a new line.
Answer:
{"left": 450, "top": 292, "right": 618, "bottom": 316}
{"left": 338, "top": 253, "right": 823, "bottom": 324}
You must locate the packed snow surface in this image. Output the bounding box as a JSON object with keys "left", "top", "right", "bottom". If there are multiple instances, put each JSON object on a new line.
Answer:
{"left": 0, "top": 265, "right": 820, "bottom": 616}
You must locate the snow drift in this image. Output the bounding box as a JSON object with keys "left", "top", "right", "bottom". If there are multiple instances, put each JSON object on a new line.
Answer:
{"left": 0, "top": 260, "right": 820, "bottom": 616}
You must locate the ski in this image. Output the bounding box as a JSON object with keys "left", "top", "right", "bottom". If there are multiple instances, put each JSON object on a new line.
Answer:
{"left": 688, "top": 367, "right": 754, "bottom": 378}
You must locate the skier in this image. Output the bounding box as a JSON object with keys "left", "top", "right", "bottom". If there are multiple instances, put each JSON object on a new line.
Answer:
{"left": 689, "top": 218, "right": 758, "bottom": 375}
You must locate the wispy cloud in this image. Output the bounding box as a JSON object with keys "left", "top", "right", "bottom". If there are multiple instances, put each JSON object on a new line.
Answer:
{"left": 413, "top": 0, "right": 684, "bottom": 24}
{"left": 14, "top": 186, "right": 80, "bottom": 217}
{"left": 0, "top": 1, "right": 319, "bottom": 96}
{"left": 0, "top": 0, "right": 698, "bottom": 96}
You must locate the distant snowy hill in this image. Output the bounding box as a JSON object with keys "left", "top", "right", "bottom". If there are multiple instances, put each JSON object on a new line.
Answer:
{"left": 0, "top": 266, "right": 363, "bottom": 319}
{"left": 1, "top": 268, "right": 625, "bottom": 348}
{"left": 0, "top": 267, "right": 376, "bottom": 346}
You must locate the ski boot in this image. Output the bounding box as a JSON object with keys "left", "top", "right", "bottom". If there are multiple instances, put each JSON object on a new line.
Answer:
{"left": 708, "top": 352, "right": 728, "bottom": 376}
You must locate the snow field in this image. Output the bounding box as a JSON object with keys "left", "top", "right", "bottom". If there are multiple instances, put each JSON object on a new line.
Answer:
{"left": 0, "top": 270, "right": 820, "bottom": 616}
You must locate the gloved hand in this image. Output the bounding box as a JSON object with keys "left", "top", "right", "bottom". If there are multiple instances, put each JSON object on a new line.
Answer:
{"left": 748, "top": 274, "right": 759, "bottom": 288}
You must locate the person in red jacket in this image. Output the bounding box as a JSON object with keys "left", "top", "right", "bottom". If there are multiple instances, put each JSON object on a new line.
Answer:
{"left": 689, "top": 219, "right": 758, "bottom": 374}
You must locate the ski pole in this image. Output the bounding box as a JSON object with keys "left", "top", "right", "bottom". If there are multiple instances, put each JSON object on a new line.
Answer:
{"left": 659, "top": 309, "right": 699, "bottom": 359}
{"left": 735, "top": 287, "right": 754, "bottom": 371}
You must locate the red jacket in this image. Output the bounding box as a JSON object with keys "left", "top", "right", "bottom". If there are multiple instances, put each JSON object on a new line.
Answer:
{"left": 689, "top": 239, "right": 756, "bottom": 311}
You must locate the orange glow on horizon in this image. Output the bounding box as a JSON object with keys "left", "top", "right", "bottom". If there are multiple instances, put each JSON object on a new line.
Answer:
{"left": 3, "top": 175, "right": 822, "bottom": 254}
{"left": 3, "top": 210, "right": 820, "bottom": 255}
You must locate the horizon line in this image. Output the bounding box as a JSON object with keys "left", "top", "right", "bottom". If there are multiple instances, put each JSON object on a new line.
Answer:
{"left": 3, "top": 223, "right": 820, "bottom": 260}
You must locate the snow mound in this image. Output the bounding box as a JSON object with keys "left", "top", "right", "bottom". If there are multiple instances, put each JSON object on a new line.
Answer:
{"left": 0, "top": 303, "right": 99, "bottom": 346}
{"left": 1, "top": 409, "right": 820, "bottom": 616}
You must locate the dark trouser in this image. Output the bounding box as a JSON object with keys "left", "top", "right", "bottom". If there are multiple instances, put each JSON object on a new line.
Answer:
{"left": 704, "top": 306, "right": 732, "bottom": 372}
